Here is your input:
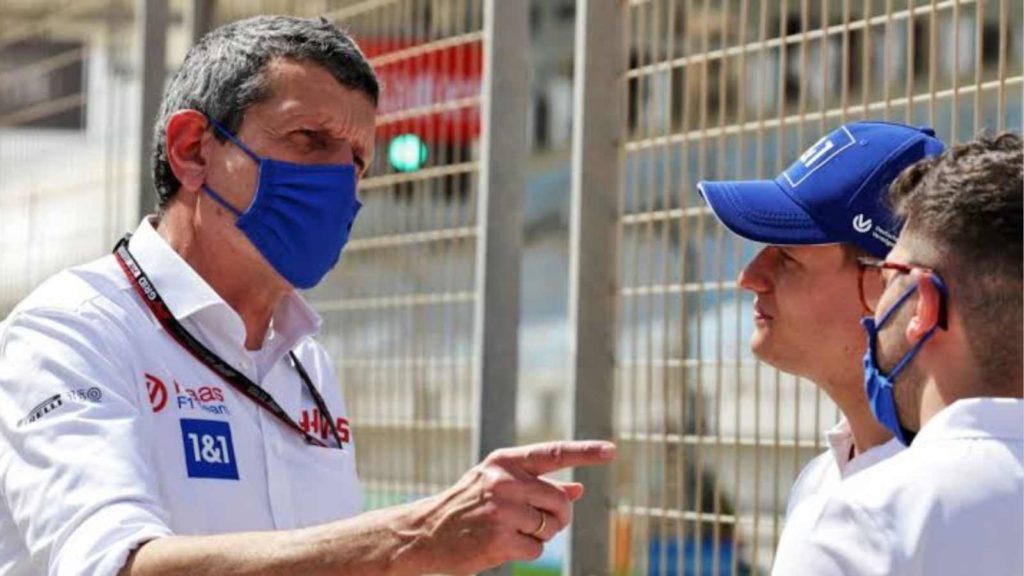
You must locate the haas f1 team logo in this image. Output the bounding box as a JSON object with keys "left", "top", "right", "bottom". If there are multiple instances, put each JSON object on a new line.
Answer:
{"left": 146, "top": 373, "right": 169, "bottom": 413}
{"left": 144, "top": 373, "right": 227, "bottom": 415}
{"left": 300, "top": 409, "right": 351, "bottom": 446}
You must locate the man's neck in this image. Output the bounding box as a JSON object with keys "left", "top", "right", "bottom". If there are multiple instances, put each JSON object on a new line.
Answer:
{"left": 911, "top": 340, "right": 1000, "bottom": 432}
{"left": 817, "top": 372, "right": 894, "bottom": 456}
{"left": 155, "top": 212, "right": 288, "bottom": 351}
{"left": 914, "top": 366, "right": 1022, "bottom": 431}
{"left": 843, "top": 398, "right": 895, "bottom": 456}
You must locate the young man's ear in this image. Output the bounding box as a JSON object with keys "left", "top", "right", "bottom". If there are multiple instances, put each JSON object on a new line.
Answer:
{"left": 165, "top": 110, "right": 211, "bottom": 203}
{"left": 906, "top": 272, "right": 943, "bottom": 343}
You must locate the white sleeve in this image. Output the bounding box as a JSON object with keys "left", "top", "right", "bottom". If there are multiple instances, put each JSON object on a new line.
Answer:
{"left": 0, "top": 307, "right": 173, "bottom": 576}
{"left": 772, "top": 492, "right": 896, "bottom": 576}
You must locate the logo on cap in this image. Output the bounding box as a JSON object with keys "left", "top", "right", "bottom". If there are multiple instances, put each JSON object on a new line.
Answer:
{"left": 852, "top": 213, "right": 873, "bottom": 233}
{"left": 783, "top": 126, "right": 857, "bottom": 188}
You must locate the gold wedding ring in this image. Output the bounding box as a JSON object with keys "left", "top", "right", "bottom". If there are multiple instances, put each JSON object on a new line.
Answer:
{"left": 529, "top": 511, "right": 547, "bottom": 537}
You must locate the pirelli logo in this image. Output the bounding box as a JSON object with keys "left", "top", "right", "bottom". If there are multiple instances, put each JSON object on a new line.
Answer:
{"left": 17, "top": 394, "right": 63, "bottom": 427}
{"left": 15, "top": 388, "right": 103, "bottom": 427}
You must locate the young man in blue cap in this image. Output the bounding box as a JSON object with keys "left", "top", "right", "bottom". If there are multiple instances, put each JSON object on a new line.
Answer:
{"left": 772, "top": 132, "right": 1022, "bottom": 576}
{"left": 697, "top": 121, "right": 946, "bottom": 520}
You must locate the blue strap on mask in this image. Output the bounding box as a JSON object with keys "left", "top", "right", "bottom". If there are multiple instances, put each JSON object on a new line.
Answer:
{"left": 861, "top": 273, "right": 949, "bottom": 445}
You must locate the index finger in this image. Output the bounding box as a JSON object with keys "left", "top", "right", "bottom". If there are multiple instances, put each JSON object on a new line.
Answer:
{"left": 496, "top": 441, "right": 617, "bottom": 476}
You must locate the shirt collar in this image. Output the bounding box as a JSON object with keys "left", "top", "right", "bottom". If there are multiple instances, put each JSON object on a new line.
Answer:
{"left": 915, "top": 397, "right": 1024, "bottom": 444}
{"left": 128, "top": 217, "right": 226, "bottom": 320}
{"left": 126, "top": 218, "right": 322, "bottom": 362}
{"left": 824, "top": 419, "right": 856, "bottom": 471}
{"left": 825, "top": 418, "right": 904, "bottom": 478}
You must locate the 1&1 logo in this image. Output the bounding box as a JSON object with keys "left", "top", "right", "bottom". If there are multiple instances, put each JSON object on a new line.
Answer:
{"left": 180, "top": 418, "right": 239, "bottom": 480}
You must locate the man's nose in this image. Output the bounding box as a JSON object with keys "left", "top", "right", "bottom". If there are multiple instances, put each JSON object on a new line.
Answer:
{"left": 737, "top": 248, "right": 774, "bottom": 294}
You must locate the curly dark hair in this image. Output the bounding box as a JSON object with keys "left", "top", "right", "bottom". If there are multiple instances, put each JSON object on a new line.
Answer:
{"left": 151, "top": 15, "right": 379, "bottom": 210}
{"left": 888, "top": 131, "right": 1023, "bottom": 388}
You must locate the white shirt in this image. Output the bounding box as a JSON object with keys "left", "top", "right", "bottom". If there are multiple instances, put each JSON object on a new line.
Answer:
{"left": 785, "top": 418, "right": 904, "bottom": 518}
{"left": 772, "top": 397, "right": 1024, "bottom": 576}
{"left": 0, "top": 219, "right": 361, "bottom": 576}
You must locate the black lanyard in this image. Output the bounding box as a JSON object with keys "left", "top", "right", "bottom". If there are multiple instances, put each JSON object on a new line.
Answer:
{"left": 113, "top": 235, "right": 344, "bottom": 450}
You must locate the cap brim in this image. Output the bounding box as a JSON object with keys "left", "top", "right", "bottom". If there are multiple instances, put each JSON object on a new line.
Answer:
{"left": 697, "top": 180, "right": 836, "bottom": 246}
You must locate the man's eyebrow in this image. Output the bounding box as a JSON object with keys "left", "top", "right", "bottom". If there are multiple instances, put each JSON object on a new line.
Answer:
{"left": 284, "top": 120, "right": 328, "bottom": 132}
{"left": 275, "top": 110, "right": 333, "bottom": 129}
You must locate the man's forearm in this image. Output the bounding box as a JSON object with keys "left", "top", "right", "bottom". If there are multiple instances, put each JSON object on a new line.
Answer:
{"left": 120, "top": 501, "right": 432, "bottom": 576}
{"left": 118, "top": 441, "right": 616, "bottom": 576}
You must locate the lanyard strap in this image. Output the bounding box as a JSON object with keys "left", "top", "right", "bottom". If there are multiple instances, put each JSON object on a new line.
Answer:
{"left": 113, "top": 235, "right": 344, "bottom": 450}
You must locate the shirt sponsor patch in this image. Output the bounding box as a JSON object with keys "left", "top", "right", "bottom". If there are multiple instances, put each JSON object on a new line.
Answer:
{"left": 146, "top": 373, "right": 169, "bottom": 413}
{"left": 299, "top": 409, "right": 352, "bottom": 445}
{"left": 145, "top": 373, "right": 229, "bottom": 415}
{"left": 17, "top": 388, "right": 104, "bottom": 427}
{"left": 174, "top": 380, "right": 229, "bottom": 415}
{"left": 180, "top": 418, "right": 239, "bottom": 480}
{"left": 17, "top": 394, "right": 64, "bottom": 427}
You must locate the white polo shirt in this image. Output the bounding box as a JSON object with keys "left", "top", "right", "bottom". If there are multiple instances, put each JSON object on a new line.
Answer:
{"left": 0, "top": 219, "right": 361, "bottom": 576}
{"left": 772, "top": 397, "right": 1024, "bottom": 576}
{"left": 785, "top": 418, "right": 904, "bottom": 518}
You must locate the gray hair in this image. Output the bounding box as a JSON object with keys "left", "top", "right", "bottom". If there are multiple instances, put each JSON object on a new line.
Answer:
{"left": 151, "top": 15, "right": 379, "bottom": 208}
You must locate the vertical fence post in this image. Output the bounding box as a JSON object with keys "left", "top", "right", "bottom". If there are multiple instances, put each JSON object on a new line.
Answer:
{"left": 566, "top": 0, "right": 626, "bottom": 574}
{"left": 136, "top": 0, "right": 167, "bottom": 221}
{"left": 473, "top": 0, "right": 527, "bottom": 511}
{"left": 189, "top": 0, "right": 215, "bottom": 46}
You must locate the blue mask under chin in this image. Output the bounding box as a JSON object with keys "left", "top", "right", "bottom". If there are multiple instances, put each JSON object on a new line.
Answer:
{"left": 861, "top": 273, "right": 948, "bottom": 446}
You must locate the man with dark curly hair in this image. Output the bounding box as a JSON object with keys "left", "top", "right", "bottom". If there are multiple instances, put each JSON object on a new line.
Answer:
{"left": 772, "top": 132, "right": 1023, "bottom": 576}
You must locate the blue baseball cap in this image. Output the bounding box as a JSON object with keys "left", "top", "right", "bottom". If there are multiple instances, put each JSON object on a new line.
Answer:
{"left": 697, "top": 121, "right": 946, "bottom": 257}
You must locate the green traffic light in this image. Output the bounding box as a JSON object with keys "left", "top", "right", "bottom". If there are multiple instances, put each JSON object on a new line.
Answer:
{"left": 388, "top": 133, "right": 428, "bottom": 172}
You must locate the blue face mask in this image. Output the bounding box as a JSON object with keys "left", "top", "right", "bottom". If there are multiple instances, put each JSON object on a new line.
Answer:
{"left": 201, "top": 119, "right": 362, "bottom": 289}
{"left": 861, "top": 273, "right": 948, "bottom": 445}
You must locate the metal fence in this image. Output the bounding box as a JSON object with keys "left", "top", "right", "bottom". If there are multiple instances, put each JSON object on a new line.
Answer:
{"left": 0, "top": 0, "right": 138, "bottom": 312}
{"left": 310, "top": 0, "right": 491, "bottom": 511}
{"left": 0, "top": 1, "right": 1021, "bottom": 575}
{"left": 576, "top": 0, "right": 1024, "bottom": 574}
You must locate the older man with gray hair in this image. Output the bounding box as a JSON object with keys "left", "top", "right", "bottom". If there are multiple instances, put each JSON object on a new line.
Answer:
{"left": 0, "top": 16, "right": 614, "bottom": 576}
